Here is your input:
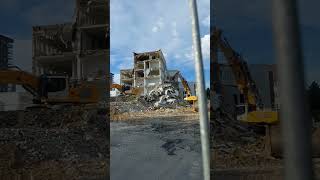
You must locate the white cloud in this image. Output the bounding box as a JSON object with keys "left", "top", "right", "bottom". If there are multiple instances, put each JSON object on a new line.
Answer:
{"left": 152, "top": 17, "right": 165, "bottom": 33}
{"left": 201, "top": 34, "right": 210, "bottom": 59}
{"left": 152, "top": 26, "right": 159, "bottom": 32}
{"left": 113, "top": 73, "right": 120, "bottom": 84}
{"left": 184, "top": 34, "right": 210, "bottom": 60}
{"left": 172, "top": 22, "right": 179, "bottom": 38}
{"left": 202, "top": 15, "right": 210, "bottom": 27}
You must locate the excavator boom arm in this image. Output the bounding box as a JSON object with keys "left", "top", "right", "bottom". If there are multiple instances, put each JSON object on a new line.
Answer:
{"left": 212, "top": 28, "right": 262, "bottom": 107}
{"left": 173, "top": 71, "right": 192, "bottom": 96}
{"left": 0, "top": 69, "right": 39, "bottom": 95}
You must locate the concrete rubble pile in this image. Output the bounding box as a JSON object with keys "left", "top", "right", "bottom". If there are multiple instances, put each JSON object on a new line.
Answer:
{"left": 144, "top": 84, "right": 181, "bottom": 108}
{"left": 210, "top": 108, "right": 279, "bottom": 168}
{"left": 0, "top": 106, "right": 108, "bottom": 179}
{"left": 110, "top": 95, "right": 150, "bottom": 115}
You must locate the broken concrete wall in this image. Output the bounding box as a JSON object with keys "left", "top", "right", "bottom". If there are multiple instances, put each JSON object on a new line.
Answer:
{"left": 76, "top": 0, "right": 108, "bottom": 27}
{"left": 119, "top": 50, "right": 187, "bottom": 97}
{"left": 81, "top": 53, "right": 107, "bottom": 80}
{"left": 32, "top": 0, "right": 109, "bottom": 83}
{"left": 131, "top": 50, "right": 168, "bottom": 95}
{"left": 32, "top": 24, "right": 74, "bottom": 76}
{"left": 120, "top": 69, "right": 133, "bottom": 86}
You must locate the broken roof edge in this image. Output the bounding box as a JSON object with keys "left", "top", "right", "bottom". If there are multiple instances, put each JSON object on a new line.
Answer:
{"left": 120, "top": 69, "right": 133, "bottom": 71}
{"left": 133, "top": 49, "right": 162, "bottom": 55}
{"left": 0, "top": 34, "right": 14, "bottom": 43}
{"left": 32, "top": 23, "right": 73, "bottom": 30}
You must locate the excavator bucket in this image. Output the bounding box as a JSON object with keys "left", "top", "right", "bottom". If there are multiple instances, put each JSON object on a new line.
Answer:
{"left": 266, "top": 124, "right": 320, "bottom": 158}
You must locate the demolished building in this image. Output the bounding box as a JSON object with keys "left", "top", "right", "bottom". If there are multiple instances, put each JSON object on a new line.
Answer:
{"left": 32, "top": 0, "right": 109, "bottom": 82}
{"left": 119, "top": 49, "right": 194, "bottom": 97}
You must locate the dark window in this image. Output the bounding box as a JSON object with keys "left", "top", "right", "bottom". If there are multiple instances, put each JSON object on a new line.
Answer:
{"left": 239, "top": 94, "right": 245, "bottom": 104}
{"left": 233, "top": 94, "right": 238, "bottom": 105}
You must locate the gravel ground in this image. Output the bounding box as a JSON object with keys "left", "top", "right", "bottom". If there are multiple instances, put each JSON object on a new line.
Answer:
{"left": 0, "top": 106, "right": 109, "bottom": 180}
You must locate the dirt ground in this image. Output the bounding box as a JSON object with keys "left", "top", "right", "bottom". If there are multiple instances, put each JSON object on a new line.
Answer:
{"left": 210, "top": 110, "right": 320, "bottom": 179}
{"left": 110, "top": 97, "right": 203, "bottom": 180}
{"left": 0, "top": 105, "right": 109, "bottom": 180}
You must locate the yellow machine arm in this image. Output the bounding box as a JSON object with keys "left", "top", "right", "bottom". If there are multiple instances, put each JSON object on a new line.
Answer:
{"left": 0, "top": 67, "right": 100, "bottom": 104}
{"left": 173, "top": 71, "right": 193, "bottom": 97}
{"left": 111, "top": 84, "right": 124, "bottom": 92}
{"left": 0, "top": 68, "right": 40, "bottom": 96}
{"left": 212, "top": 27, "right": 262, "bottom": 109}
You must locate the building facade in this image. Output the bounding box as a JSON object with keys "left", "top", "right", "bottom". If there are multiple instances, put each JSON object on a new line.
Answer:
{"left": 32, "top": 0, "right": 108, "bottom": 82}
{"left": 0, "top": 35, "right": 15, "bottom": 92}
{"left": 119, "top": 49, "right": 186, "bottom": 96}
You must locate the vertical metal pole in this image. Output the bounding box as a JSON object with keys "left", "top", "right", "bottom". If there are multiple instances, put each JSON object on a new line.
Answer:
{"left": 188, "top": 0, "right": 210, "bottom": 180}
{"left": 271, "top": 0, "right": 313, "bottom": 180}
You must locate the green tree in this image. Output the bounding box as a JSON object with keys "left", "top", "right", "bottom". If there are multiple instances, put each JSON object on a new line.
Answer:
{"left": 307, "top": 81, "right": 320, "bottom": 110}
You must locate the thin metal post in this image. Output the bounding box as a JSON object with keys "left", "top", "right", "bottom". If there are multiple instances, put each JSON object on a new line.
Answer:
{"left": 188, "top": 0, "right": 210, "bottom": 180}
{"left": 271, "top": 0, "right": 313, "bottom": 180}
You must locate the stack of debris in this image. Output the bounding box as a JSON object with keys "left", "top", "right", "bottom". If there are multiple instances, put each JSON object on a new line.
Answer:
{"left": 0, "top": 106, "right": 108, "bottom": 179}
{"left": 210, "top": 107, "right": 275, "bottom": 168}
{"left": 144, "top": 84, "right": 181, "bottom": 108}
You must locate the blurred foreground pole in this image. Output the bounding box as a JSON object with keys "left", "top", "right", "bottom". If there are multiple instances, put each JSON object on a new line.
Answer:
{"left": 188, "top": 0, "right": 210, "bottom": 180}
{"left": 271, "top": 0, "right": 313, "bottom": 179}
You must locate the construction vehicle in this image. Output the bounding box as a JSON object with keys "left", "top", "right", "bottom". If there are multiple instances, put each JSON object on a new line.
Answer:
{"left": 110, "top": 83, "right": 143, "bottom": 96}
{"left": 110, "top": 83, "right": 126, "bottom": 95}
{"left": 0, "top": 66, "right": 101, "bottom": 105}
{"left": 212, "top": 27, "right": 320, "bottom": 157}
{"left": 172, "top": 71, "right": 198, "bottom": 111}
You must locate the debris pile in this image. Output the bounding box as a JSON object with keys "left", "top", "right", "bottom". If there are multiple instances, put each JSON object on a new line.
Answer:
{"left": 144, "top": 84, "right": 181, "bottom": 108}
{"left": 110, "top": 98, "right": 149, "bottom": 115}
{"left": 0, "top": 106, "right": 108, "bottom": 179}
{"left": 210, "top": 108, "right": 274, "bottom": 168}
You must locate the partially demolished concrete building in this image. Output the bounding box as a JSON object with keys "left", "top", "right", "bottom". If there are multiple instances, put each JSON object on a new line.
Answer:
{"left": 32, "top": 0, "right": 108, "bottom": 82}
{"left": 120, "top": 50, "right": 183, "bottom": 96}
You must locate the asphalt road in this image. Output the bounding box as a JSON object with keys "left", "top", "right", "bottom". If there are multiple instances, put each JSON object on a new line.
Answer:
{"left": 110, "top": 121, "right": 202, "bottom": 180}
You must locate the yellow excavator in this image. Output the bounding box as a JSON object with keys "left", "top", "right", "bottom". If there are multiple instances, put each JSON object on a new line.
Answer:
{"left": 212, "top": 27, "right": 320, "bottom": 157}
{"left": 172, "top": 71, "right": 198, "bottom": 111}
{"left": 0, "top": 66, "right": 101, "bottom": 105}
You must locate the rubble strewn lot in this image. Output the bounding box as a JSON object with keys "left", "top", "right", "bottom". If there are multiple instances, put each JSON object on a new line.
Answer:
{"left": 0, "top": 106, "right": 108, "bottom": 180}
{"left": 210, "top": 111, "right": 320, "bottom": 179}
{"left": 110, "top": 95, "right": 202, "bottom": 180}
{"left": 210, "top": 111, "right": 281, "bottom": 168}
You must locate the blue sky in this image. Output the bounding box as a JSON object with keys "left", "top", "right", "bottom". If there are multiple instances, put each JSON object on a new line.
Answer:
{"left": 214, "top": 0, "right": 320, "bottom": 85}
{"left": 110, "top": 0, "right": 210, "bottom": 87}
{"left": 1, "top": 0, "right": 319, "bottom": 86}
{"left": 0, "top": 0, "right": 75, "bottom": 72}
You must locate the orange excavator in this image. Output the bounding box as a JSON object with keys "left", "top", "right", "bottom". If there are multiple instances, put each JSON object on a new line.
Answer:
{"left": 0, "top": 66, "right": 101, "bottom": 104}
{"left": 110, "top": 83, "right": 142, "bottom": 96}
